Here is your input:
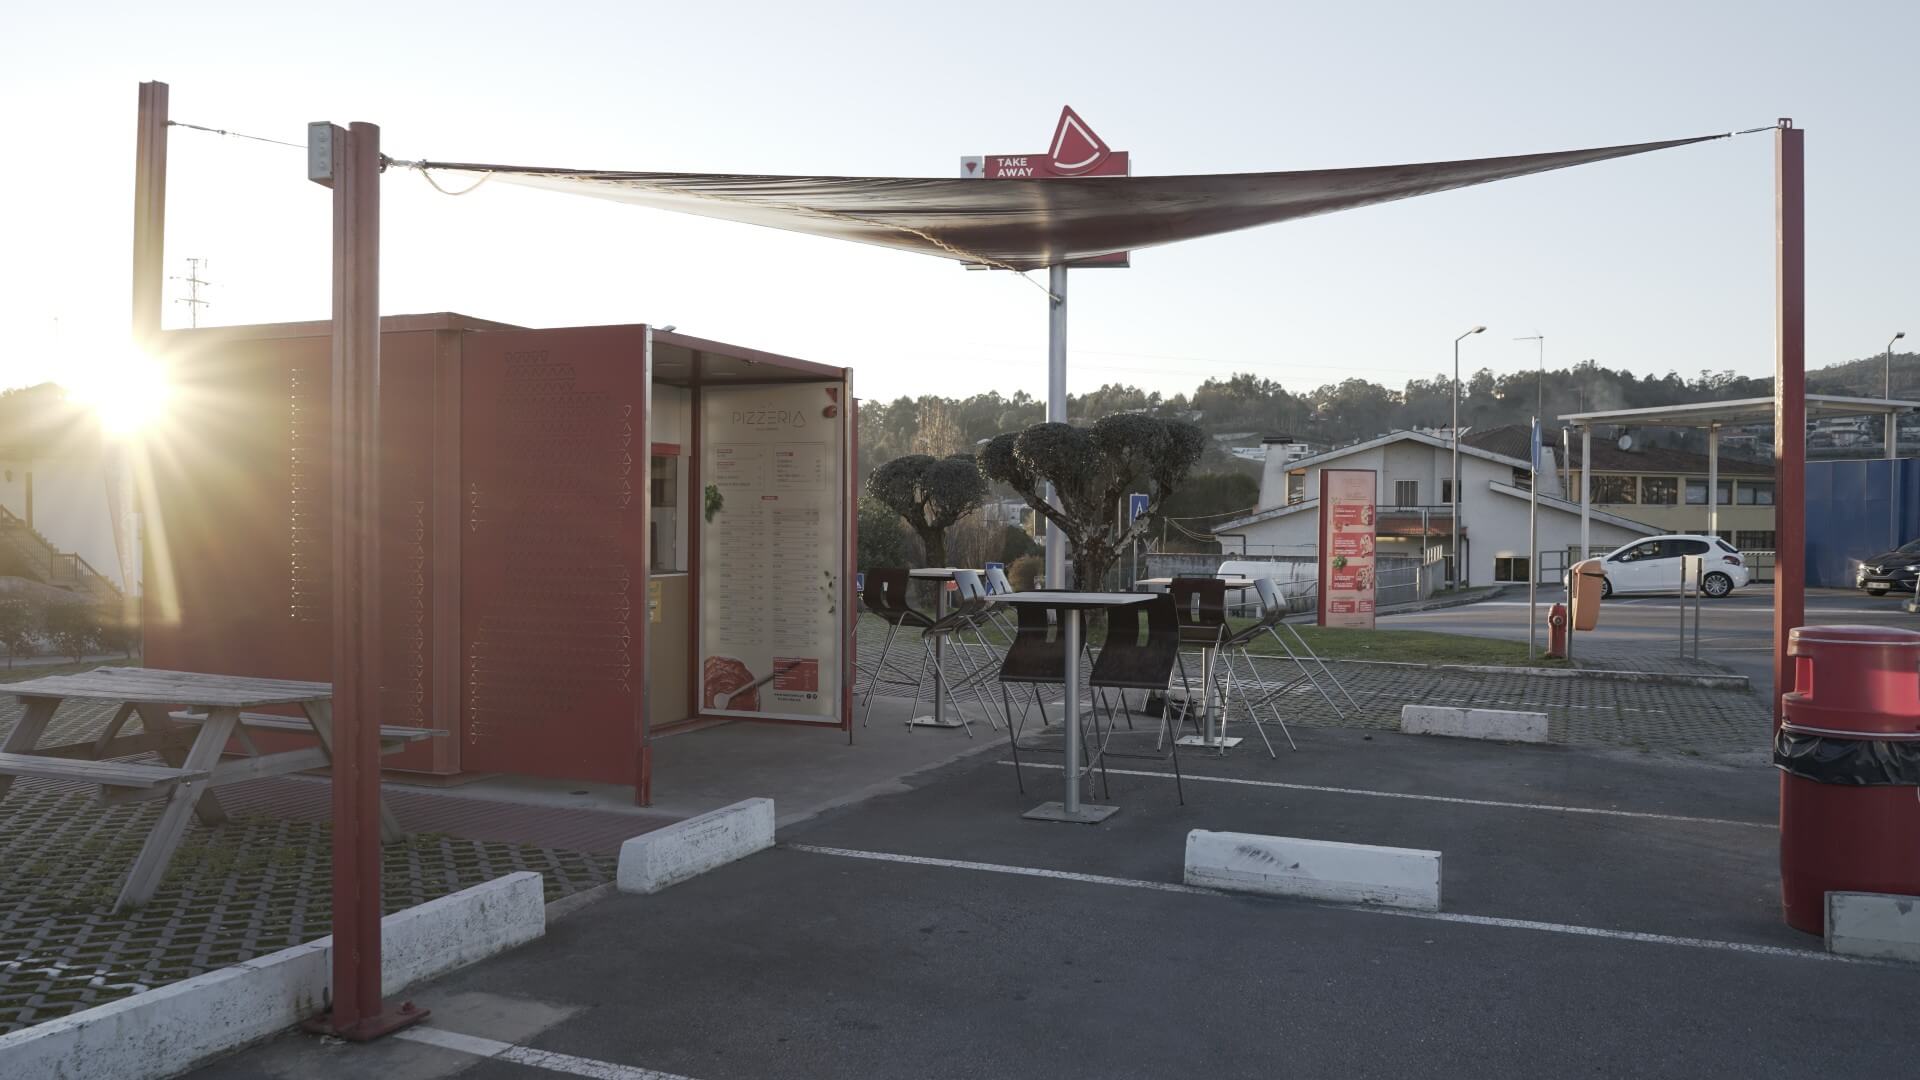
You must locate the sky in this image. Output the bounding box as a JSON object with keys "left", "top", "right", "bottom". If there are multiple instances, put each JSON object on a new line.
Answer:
{"left": 2, "top": 0, "right": 1915, "bottom": 409}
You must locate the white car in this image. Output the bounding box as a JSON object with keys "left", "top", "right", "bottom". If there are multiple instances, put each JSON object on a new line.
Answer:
{"left": 1572, "top": 535, "right": 1750, "bottom": 598}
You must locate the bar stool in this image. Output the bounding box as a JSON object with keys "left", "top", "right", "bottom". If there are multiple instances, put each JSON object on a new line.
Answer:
{"left": 859, "top": 568, "right": 933, "bottom": 729}
{"left": 1087, "top": 593, "right": 1190, "bottom": 803}
{"left": 906, "top": 569, "right": 1004, "bottom": 736}
{"left": 1168, "top": 576, "right": 1231, "bottom": 744}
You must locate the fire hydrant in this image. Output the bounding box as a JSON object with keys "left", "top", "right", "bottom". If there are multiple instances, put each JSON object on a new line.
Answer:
{"left": 1547, "top": 602, "right": 1569, "bottom": 659}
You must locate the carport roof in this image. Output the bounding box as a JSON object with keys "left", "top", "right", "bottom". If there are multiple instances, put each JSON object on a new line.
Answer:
{"left": 1558, "top": 394, "right": 1920, "bottom": 429}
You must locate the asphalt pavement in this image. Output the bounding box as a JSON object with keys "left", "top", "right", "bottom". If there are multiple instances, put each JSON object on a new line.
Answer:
{"left": 195, "top": 727, "right": 1919, "bottom": 1080}
{"left": 1382, "top": 583, "right": 1919, "bottom": 698}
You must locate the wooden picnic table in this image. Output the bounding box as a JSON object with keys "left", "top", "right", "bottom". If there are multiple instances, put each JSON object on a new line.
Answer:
{"left": 0, "top": 667, "right": 438, "bottom": 911}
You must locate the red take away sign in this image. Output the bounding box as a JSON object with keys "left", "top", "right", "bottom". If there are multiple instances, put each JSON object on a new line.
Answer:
{"left": 961, "top": 106, "right": 1131, "bottom": 266}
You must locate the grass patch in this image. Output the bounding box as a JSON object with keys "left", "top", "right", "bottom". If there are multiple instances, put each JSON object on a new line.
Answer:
{"left": 0, "top": 659, "right": 139, "bottom": 684}
{"left": 1237, "top": 622, "right": 1569, "bottom": 667}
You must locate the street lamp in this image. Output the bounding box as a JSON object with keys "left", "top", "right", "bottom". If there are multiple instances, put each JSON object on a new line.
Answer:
{"left": 1452, "top": 325, "right": 1486, "bottom": 587}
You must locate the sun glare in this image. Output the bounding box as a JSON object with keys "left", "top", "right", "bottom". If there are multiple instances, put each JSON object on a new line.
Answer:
{"left": 67, "top": 349, "right": 173, "bottom": 438}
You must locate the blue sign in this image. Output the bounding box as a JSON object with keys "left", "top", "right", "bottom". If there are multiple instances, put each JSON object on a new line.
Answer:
{"left": 855, "top": 572, "right": 865, "bottom": 593}
{"left": 984, "top": 561, "right": 1006, "bottom": 592}
{"left": 1129, "top": 493, "right": 1150, "bottom": 522}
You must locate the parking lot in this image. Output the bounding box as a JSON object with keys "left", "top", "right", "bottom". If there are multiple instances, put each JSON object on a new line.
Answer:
{"left": 199, "top": 721, "right": 1918, "bottom": 1080}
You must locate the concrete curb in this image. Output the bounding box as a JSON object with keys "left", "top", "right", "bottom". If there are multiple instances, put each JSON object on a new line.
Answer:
{"left": 1184, "top": 829, "right": 1442, "bottom": 911}
{"left": 0, "top": 872, "right": 545, "bottom": 1080}
{"left": 1320, "top": 656, "right": 1748, "bottom": 689}
{"left": 618, "top": 797, "right": 774, "bottom": 894}
{"left": 1401, "top": 704, "right": 1548, "bottom": 743}
{"left": 1826, "top": 891, "right": 1920, "bottom": 963}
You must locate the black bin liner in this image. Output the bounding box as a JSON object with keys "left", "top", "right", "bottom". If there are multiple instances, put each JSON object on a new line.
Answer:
{"left": 1774, "top": 728, "right": 1920, "bottom": 786}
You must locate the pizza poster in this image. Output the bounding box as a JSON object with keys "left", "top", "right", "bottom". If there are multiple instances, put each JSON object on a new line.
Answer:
{"left": 1318, "top": 468, "right": 1377, "bottom": 630}
{"left": 698, "top": 383, "right": 846, "bottom": 723}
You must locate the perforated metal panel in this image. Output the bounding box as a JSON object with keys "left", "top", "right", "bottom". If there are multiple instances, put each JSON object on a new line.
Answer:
{"left": 460, "top": 328, "right": 647, "bottom": 783}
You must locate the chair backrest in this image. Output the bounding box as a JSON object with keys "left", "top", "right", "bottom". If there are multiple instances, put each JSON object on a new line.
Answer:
{"left": 985, "top": 566, "right": 1015, "bottom": 595}
{"left": 1170, "top": 576, "right": 1228, "bottom": 628}
{"left": 1090, "top": 595, "right": 1182, "bottom": 690}
{"left": 1252, "top": 577, "right": 1289, "bottom": 627}
{"left": 999, "top": 602, "right": 1067, "bottom": 684}
{"left": 862, "top": 567, "right": 912, "bottom": 616}
{"left": 953, "top": 569, "right": 988, "bottom": 600}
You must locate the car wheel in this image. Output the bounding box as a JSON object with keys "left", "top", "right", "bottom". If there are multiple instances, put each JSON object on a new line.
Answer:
{"left": 1600, "top": 577, "right": 1613, "bottom": 599}
{"left": 1702, "top": 572, "right": 1733, "bottom": 598}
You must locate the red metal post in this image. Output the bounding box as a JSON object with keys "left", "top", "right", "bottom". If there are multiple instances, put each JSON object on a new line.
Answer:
{"left": 311, "top": 120, "right": 426, "bottom": 1039}
{"left": 1773, "top": 120, "right": 1806, "bottom": 724}
{"left": 131, "top": 81, "right": 167, "bottom": 351}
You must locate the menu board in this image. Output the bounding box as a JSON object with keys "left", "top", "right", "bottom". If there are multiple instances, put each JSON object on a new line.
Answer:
{"left": 1318, "top": 468, "right": 1377, "bottom": 630}
{"left": 698, "top": 384, "right": 846, "bottom": 722}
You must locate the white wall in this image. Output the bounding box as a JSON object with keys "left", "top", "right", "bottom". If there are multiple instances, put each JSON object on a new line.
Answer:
{"left": 0, "top": 451, "right": 131, "bottom": 592}
{"left": 1235, "top": 440, "right": 1644, "bottom": 586}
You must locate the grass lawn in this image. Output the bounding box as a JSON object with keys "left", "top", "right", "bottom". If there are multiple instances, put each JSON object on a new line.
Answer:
{"left": 0, "top": 659, "right": 124, "bottom": 683}
{"left": 1237, "top": 621, "right": 1568, "bottom": 667}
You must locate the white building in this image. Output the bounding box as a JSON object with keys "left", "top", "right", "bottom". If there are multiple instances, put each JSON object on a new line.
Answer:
{"left": 1216, "top": 429, "right": 1657, "bottom": 587}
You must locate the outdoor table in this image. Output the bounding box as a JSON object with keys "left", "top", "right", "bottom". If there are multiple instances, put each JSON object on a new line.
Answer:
{"left": 989, "top": 591, "right": 1153, "bottom": 823}
{"left": 0, "top": 667, "right": 434, "bottom": 911}
{"left": 907, "top": 567, "right": 981, "bottom": 729}
{"left": 1136, "top": 578, "right": 1258, "bottom": 751}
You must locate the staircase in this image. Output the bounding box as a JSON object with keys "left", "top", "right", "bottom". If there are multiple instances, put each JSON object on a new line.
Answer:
{"left": 0, "top": 504, "right": 123, "bottom": 607}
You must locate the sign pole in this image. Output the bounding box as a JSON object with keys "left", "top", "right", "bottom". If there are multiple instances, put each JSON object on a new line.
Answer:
{"left": 1045, "top": 264, "right": 1068, "bottom": 588}
{"left": 306, "top": 119, "right": 427, "bottom": 1041}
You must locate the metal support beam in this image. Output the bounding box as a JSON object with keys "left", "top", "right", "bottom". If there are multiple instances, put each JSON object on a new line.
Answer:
{"left": 1579, "top": 427, "right": 1591, "bottom": 560}
{"left": 1707, "top": 423, "right": 1719, "bottom": 537}
{"left": 131, "top": 82, "right": 168, "bottom": 350}
{"left": 306, "top": 120, "right": 426, "bottom": 1041}
{"left": 1772, "top": 121, "right": 1805, "bottom": 726}
{"left": 1045, "top": 264, "right": 1068, "bottom": 588}
{"left": 1887, "top": 411, "right": 1899, "bottom": 550}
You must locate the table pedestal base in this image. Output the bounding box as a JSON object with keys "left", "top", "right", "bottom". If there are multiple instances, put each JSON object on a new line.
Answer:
{"left": 1023, "top": 801, "right": 1119, "bottom": 824}
{"left": 1177, "top": 735, "right": 1244, "bottom": 749}
{"left": 907, "top": 715, "right": 965, "bottom": 729}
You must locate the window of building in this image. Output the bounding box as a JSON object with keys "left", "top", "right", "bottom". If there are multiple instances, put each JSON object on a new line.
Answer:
{"left": 650, "top": 455, "right": 682, "bottom": 573}
{"left": 1288, "top": 470, "right": 1306, "bottom": 505}
{"left": 1441, "top": 478, "right": 1454, "bottom": 504}
{"left": 1735, "top": 530, "right": 1777, "bottom": 550}
{"left": 1737, "top": 481, "right": 1775, "bottom": 505}
{"left": 1685, "top": 479, "right": 1732, "bottom": 505}
{"left": 1591, "top": 475, "right": 1636, "bottom": 504}
{"left": 1394, "top": 480, "right": 1419, "bottom": 506}
{"left": 1641, "top": 477, "right": 1678, "bottom": 505}
{"left": 1511, "top": 468, "right": 1532, "bottom": 491}
{"left": 1494, "top": 556, "right": 1531, "bottom": 583}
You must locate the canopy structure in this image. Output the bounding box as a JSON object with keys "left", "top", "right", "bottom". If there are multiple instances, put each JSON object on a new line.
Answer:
{"left": 415, "top": 134, "right": 1728, "bottom": 272}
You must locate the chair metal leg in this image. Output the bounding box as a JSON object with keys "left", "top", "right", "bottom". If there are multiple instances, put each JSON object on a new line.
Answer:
{"left": 861, "top": 621, "right": 903, "bottom": 728}
{"left": 1226, "top": 649, "right": 1278, "bottom": 758}
{"left": 1003, "top": 684, "right": 1025, "bottom": 794}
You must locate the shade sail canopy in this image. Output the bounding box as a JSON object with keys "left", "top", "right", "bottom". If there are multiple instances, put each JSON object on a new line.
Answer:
{"left": 1560, "top": 394, "right": 1920, "bottom": 428}
{"left": 417, "top": 134, "right": 1726, "bottom": 272}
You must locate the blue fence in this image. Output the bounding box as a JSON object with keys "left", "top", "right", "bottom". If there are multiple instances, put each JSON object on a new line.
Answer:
{"left": 1805, "top": 459, "right": 1920, "bottom": 587}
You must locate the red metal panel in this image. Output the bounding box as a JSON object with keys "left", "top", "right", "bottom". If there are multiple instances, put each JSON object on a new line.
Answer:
{"left": 142, "top": 326, "right": 446, "bottom": 772}
{"left": 460, "top": 326, "right": 648, "bottom": 783}
{"left": 1773, "top": 123, "right": 1805, "bottom": 724}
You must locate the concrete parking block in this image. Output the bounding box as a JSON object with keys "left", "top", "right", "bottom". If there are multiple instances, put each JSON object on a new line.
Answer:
{"left": 1401, "top": 704, "right": 1548, "bottom": 743}
{"left": 618, "top": 796, "right": 775, "bottom": 894}
{"left": 1826, "top": 891, "right": 1920, "bottom": 963}
{"left": 1184, "top": 829, "right": 1442, "bottom": 910}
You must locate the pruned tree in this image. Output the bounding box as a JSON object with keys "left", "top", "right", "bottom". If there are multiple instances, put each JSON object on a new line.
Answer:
{"left": 866, "top": 454, "right": 989, "bottom": 569}
{"left": 44, "top": 601, "right": 100, "bottom": 664}
{"left": 981, "top": 415, "right": 1206, "bottom": 590}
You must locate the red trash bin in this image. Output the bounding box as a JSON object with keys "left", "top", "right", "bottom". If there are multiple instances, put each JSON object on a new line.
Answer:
{"left": 1776, "top": 625, "right": 1920, "bottom": 934}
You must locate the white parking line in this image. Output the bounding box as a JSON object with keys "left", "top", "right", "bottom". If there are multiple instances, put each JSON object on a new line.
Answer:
{"left": 997, "top": 761, "right": 1775, "bottom": 829}
{"left": 398, "top": 1025, "right": 701, "bottom": 1080}
{"left": 788, "top": 844, "right": 1863, "bottom": 965}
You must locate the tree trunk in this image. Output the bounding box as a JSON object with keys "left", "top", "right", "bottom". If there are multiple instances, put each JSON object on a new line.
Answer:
{"left": 922, "top": 529, "right": 947, "bottom": 569}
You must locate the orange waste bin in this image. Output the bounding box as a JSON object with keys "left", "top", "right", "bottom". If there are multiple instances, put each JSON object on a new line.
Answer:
{"left": 1569, "top": 559, "right": 1605, "bottom": 631}
{"left": 1776, "top": 625, "right": 1920, "bottom": 934}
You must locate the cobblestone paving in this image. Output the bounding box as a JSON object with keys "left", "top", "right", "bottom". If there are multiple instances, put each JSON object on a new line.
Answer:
{"left": 0, "top": 696, "right": 614, "bottom": 1036}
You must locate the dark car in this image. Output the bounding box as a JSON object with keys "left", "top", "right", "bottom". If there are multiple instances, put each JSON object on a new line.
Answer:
{"left": 1855, "top": 539, "right": 1920, "bottom": 596}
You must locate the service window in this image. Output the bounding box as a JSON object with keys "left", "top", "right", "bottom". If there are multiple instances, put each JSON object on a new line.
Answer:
{"left": 650, "top": 454, "right": 684, "bottom": 573}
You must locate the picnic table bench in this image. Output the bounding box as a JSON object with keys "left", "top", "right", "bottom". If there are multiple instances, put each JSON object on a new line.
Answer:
{"left": 0, "top": 667, "right": 442, "bottom": 911}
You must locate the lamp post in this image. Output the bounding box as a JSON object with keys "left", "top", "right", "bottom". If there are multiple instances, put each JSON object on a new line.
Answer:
{"left": 1888, "top": 330, "right": 1907, "bottom": 548}
{"left": 1451, "top": 325, "right": 1486, "bottom": 587}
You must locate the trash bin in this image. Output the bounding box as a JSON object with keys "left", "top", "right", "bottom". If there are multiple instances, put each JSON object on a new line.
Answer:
{"left": 1776, "top": 625, "right": 1920, "bottom": 934}
{"left": 1569, "top": 559, "right": 1605, "bottom": 631}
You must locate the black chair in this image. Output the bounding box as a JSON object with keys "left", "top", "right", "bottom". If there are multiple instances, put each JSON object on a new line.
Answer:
{"left": 860, "top": 568, "right": 934, "bottom": 729}
{"left": 906, "top": 570, "right": 1004, "bottom": 736}
{"left": 1168, "top": 576, "right": 1231, "bottom": 741}
{"left": 996, "top": 601, "right": 1068, "bottom": 794}
{"left": 1087, "top": 594, "right": 1189, "bottom": 803}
